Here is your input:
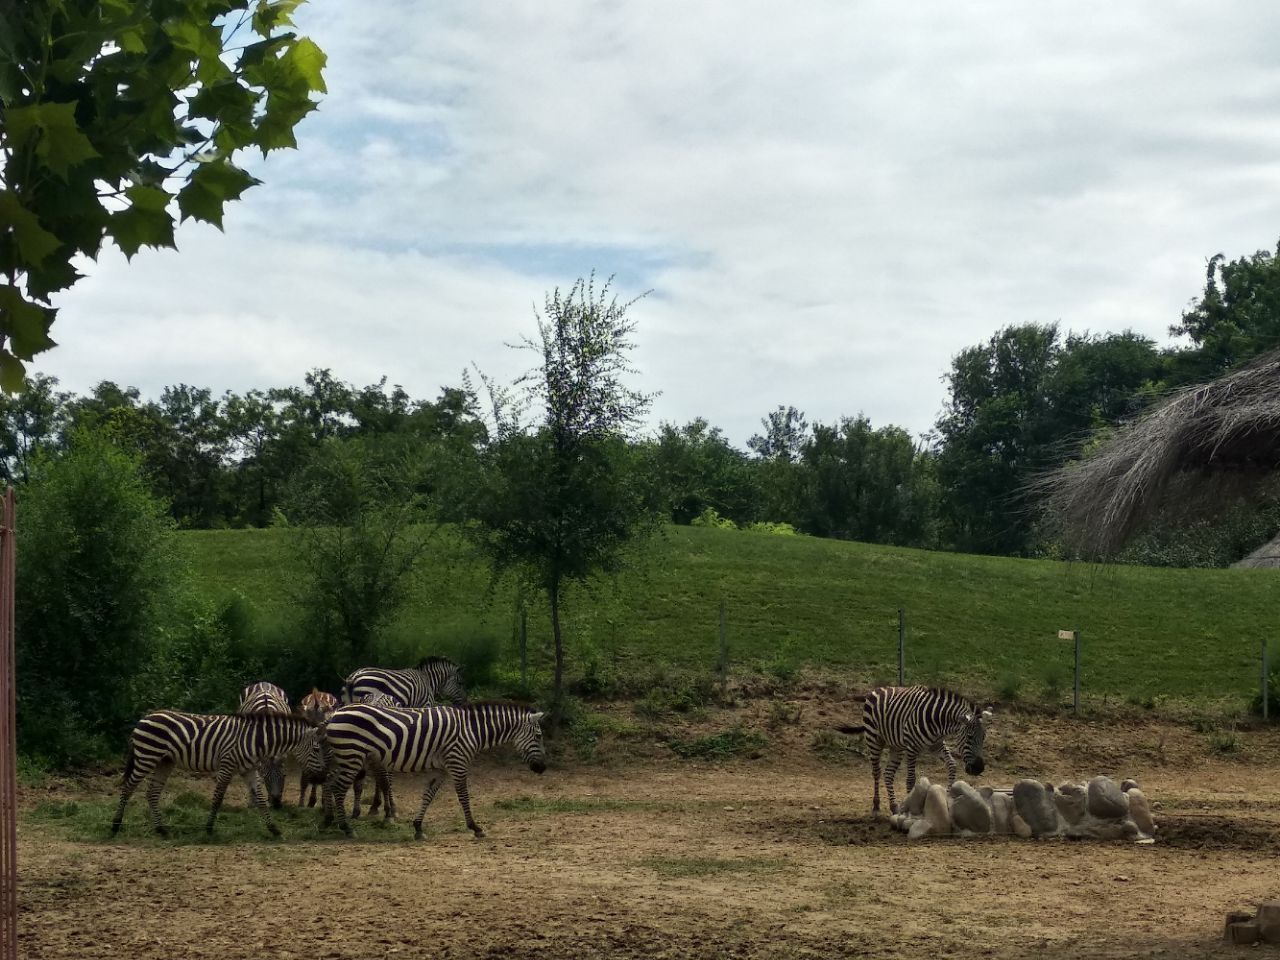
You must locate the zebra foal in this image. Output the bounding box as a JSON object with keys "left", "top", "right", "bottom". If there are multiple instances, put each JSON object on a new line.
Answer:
{"left": 322, "top": 700, "right": 546, "bottom": 839}
{"left": 836, "top": 685, "right": 992, "bottom": 815}
{"left": 111, "top": 710, "right": 317, "bottom": 837}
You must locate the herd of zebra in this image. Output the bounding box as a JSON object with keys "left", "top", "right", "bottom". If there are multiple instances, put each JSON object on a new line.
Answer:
{"left": 109, "top": 654, "right": 992, "bottom": 841}
{"left": 110, "top": 656, "right": 547, "bottom": 840}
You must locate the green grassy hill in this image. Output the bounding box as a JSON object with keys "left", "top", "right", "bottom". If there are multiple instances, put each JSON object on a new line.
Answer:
{"left": 186, "top": 525, "right": 1279, "bottom": 708}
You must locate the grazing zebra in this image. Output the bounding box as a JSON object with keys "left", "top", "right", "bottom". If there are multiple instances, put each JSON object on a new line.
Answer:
{"left": 237, "top": 681, "right": 292, "bottom": 809}
{"left": 111, "top": 710, "right": 317, "bottom": 837}
{"left": 321, "top": 700, "right": 546, "bottom": 839}
{"left": 341, "top": 657, "right": 466, "bottom": 708}
{"left": 835, "top": 686, "right": 992, "bottom": 815}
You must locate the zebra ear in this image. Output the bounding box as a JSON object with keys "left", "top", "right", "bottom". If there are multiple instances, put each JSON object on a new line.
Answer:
{"left": 980, "top": 708, "right": 994, "bottom": 726}
{"left": 529, "top": 711, "right": 545, "bottom": 723}
{"left": 963, "top": 712, "right": 974, "bottom": 723}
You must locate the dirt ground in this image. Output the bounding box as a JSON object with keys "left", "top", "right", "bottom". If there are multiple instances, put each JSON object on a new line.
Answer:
{"left": 16, "top": 698, "right": 1280, "bottom": 959}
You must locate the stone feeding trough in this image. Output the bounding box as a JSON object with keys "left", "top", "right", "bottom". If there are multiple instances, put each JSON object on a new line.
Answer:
{"left": 888, "top": 775, "right": 1158, "bottom": 841}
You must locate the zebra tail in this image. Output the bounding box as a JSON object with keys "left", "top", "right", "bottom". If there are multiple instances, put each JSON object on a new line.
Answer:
{"left": 834, "top": 724, "right": 864, "bottom": 736}
{"left": 121, "top": 741, "right": 137, "bottom": 783}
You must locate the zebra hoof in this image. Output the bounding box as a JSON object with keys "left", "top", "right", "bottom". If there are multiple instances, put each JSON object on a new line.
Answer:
{"left": 268, "top": 824, "right": 282, "bottom": 838}
{"left": 154, "top": 824, "right": 169, "bottom": 837}
{"left": 413, "top": 824, "right": 424, "bottom": 840}
{"left": 110, "top": 822, "right": 121, "bottom": 836}
{"left": 471, "top": 828, "right": 486, "bottom": 839}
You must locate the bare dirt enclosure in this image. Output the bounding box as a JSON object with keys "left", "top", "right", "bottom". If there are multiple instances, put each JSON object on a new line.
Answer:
{"left": 16, "top": 706, "right": 1280, "bottom": 960}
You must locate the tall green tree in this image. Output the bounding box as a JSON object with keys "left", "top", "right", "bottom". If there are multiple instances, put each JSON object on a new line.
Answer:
{"left": 648, "top": 418, "right": 757, "bottom": 524}
{"left": 0, "top": 0, "right": 326, "bottom": 387}
{"left": 461, "top": 276, "right": 658, "bottom": 721}
{"left": 1169, "top": 243, "right": 1280, "bottom": 380}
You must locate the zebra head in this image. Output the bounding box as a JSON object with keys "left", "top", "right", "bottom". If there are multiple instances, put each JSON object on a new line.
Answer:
{"left": 516, "top": 710, "right": 547, "bottom": 774}
{"left": 418, "top": 656, "right": 468, "bottom": 705}
{"left": 958, "top": 706, "right": 994, "bottom": 777}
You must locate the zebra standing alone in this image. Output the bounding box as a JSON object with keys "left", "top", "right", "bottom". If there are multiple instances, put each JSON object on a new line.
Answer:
{"left": 836, "top": 686, "right": 992, "bottom": 815}
{"left": 321, "top": 700, "right": 546, "bottom": 839}
{"left": 111, "top": 710, "right": 317, "bottom": 837}
{"left": 341, "top": 656, "right": 467, "bottom": 708}
{"left": 237, "top": 681, "right": 292, "bottom": 808}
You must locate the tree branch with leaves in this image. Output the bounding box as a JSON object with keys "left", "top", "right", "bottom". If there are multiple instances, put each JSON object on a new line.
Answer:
{"left": 0, "top": 0, "right": 326, "bottom": 390}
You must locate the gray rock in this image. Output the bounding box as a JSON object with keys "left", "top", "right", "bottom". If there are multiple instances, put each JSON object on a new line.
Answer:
{"left": 923, "top": 783, "right": 952, "bottom": 836}
{"left": 989, "top": 792, "right": 1013, "bottom": 834}
{"left": 1124, "top": 787, "right": 1157, "bottom": 836}
{"left": 1053, "top": 782, "right": 1088, "bottom": 825}
{"left": 1087, "top": 776, "right": 1129, "bottom": 820}
{"left": 1013, "top": 779, "right": 1061, "bottom": 837}
{"left": 950, "top": 780, "right": 992, "bottom": 834}
{"left": 1010, "top": 812, "right": 1033, "bottom": 838}
{"left": 903, "top": 777, "right": 932, "bottom": 816}
{"left": 907, "top": 817, "right": 934, "bottom": 840}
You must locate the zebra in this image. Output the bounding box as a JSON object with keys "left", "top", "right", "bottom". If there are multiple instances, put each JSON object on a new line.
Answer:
{"left": 341, "top": 656, "right": 466, "bottom": 708}
{"left": 111, "top": 710, "right": 318, "bottom": 837}
{"left": 321, "top": 700, "right": 546, "bottom": 839}
{"left": 237, "top": 681, "right": 292, "bottom": 809}
{"left": 348, "top": 693, "right": 399, "bottom": 819}
{"left": 835, "top": 686, "right": 992, "bottom": 815}
{"left": 293, "top": 692, "right": 396, "bottom": 813}
{"left": 294, "top": 689, "right": 341, "bottom": 807}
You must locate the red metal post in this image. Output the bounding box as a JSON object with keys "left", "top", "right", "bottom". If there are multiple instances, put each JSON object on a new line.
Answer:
{"left": 0, "top": 488, "right": 16, "bottom": 960}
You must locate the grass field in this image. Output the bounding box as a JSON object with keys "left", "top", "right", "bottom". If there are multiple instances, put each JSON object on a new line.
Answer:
{"left": 185, "top": 524, "right": 1280, "bottom": 709}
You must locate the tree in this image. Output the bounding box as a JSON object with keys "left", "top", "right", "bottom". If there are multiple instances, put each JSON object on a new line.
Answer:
{"left": 800, "top": 416, "right": 939, "bottom": 546}
{"left": 748, "top": 405, "right": 808, "bottom": 462}
{"left": 282, "top": 437, "right": 436, "bottom": 684}
{"left": 0, "top": 369, "right": 66, "bottom": 482}
{"left": 1170, "top": 244, "right": 1280, "bottom": 378}
{"left": 0, "top": 0, "right": 326, "bottom": 388}
{"left": 460, "top": 276, "right": 658, "bottom": 721}
{"left": 648, "top": 418, "right": 757, "bottom": 524}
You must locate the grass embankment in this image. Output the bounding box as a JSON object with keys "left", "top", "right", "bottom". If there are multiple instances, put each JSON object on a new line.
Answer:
{"left": 185, "top": 525, "right": 1279, "bottom": 709}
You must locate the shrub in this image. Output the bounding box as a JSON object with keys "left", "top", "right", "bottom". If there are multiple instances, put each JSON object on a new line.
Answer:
{"left": 669, "top": 724, "right": 766, "bottom": 761}
{"left": 17, "top": 432, "right": 186, "bottom": 763}
{"left": 690, "top": 507, "right": 736, "bottom": 530}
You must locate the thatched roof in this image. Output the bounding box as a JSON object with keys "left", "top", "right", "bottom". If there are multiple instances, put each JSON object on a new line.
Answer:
{"left": 1042, "top": 349, "right": 1280, "bottom": 559}
{"left": 1233, "top": 531, "right": 1280, "bottom": 568}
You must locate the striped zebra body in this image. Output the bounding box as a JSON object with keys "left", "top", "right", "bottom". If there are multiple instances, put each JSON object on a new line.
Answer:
{"left": 342, "top": 657, "right": 466, "bottom": 708}
{"left": 836, "top": 686, "right": 992, "bottom": 814}
{"left": 236, "top": 681, "right": 292, "bottom": 809}
{"left": 322, "top": 701, "right": 546, "bottom": 839}
{"left": 112, "top": 710, "right": 316, "bottom": 837}
{"left": 350, "top": 693, "right": 398, "bottom": 819}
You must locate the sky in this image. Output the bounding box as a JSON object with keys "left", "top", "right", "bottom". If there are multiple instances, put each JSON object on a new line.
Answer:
{"left": 42, "top": 0, "right": 1280, "bottom": 446}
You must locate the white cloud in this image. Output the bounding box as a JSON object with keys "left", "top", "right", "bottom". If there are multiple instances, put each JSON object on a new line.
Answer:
{"left": 41, "top": 0, "right": 1280, "bottom": 445}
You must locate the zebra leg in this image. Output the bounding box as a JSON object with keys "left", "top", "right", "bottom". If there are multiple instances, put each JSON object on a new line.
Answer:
{"left": 377, "top": 766, "right": 396, "bottom": 821}
{"left": 205, "top": 764, "right": 237, "bottom": 835}
{"left": 905, "top": 751, "right": 919, "bottom": 794}
{"left": 447, "top": 758, "right": 484, "bottom": 838}
{"left": 884, "top": 750, "right": 904, "bottom": 814}
{"left": 112, "top": 758, "right": 154, "bottom": 836}
{"left": 938, "top": 744, "right": 958, "bottom": 785}
{"left": 144, "top": 762, "right": 175, "bottom": 836}
{"left": 411, "top": 774, "right": 446, "bottom": 840}
{"left": 298, "top": 777, "right": 307, "bottom": 808}
{"left": 351, "top": 766, "right": 365, "bottom": 819}
{"left": 242, "top": 770, "right": 282, "bottom": 837}
{"left": 869, "top": 744, "right": 884, "bottom": 814}
{"left": 324, "top": 766, "right": 358, "bottom": 837}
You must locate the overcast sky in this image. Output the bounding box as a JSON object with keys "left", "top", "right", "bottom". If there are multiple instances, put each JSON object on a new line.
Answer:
{"left": 42, "top": 0, "right": 1280, "bottom": 445}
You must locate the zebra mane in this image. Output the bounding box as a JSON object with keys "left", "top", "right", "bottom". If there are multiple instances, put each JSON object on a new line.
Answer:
{"left": 416, "top": 656, "right": 459, "bottom": 670}
{"left": 463, "top": 698, "right": 539, "bottom": 712}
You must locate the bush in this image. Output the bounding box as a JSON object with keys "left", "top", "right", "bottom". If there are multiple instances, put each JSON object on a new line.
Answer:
{"left": 17, "top": 432, "right": 187, "bottom": 763}
{"left": 690, "top": 507, "right": 736, "bottom": 530}
{"left": 669, "top": 724, "right": 766, "bottom": 761}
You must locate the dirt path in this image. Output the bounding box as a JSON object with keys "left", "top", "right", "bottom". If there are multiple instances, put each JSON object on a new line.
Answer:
{"left": 16, "top": 711, "right": 1280, "bottom": 959}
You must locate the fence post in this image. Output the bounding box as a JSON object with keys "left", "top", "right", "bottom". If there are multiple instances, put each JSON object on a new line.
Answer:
{"left": 1264, "top": 639, "right": 1270, "bottom": 722}
{"left": 897, "top": 608, "right": 905, "bottom": 686}
{"left": 1074, "top": 629, "right": 1082, "bottom": 716}
{"left": 718, "top": 600, "right": 727, "bottom": 701}
{"left": 518, "top": 605, "right": 527, "bottom": 690}
{"left": 0, "top": 488, "right": 16, "bottom": 960}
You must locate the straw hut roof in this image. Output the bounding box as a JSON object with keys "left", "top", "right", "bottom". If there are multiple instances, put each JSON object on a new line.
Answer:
{"left": 1041, "top": 349, "right": 1280, "bottom": 559}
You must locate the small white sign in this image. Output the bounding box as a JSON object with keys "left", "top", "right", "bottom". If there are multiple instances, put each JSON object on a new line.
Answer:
{"left": 1057, "top": 629, "right": 1076, "bottom": 641}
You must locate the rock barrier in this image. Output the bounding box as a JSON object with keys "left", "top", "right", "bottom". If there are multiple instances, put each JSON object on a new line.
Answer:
{"left": 888, "top": 775, "right": 1157, "bottom": 841}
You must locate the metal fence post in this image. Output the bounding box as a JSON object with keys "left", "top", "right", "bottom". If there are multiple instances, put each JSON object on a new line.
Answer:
{"left": 1074, "top": 629, "right": 1082, "bottom": 716}
{"left": 718, "top": 601, "right": 727, "bottom": 701}
{"left": 518, "top": 604, "right": 527, "bottom": 690}
{"left": 897, "top": 608, "right": 905, "bottom": 686}
{"left": 1263, "top": 639, "right": 1270, "bottom": 722}
{"left": 1, "top": 488, "right": 17, "bottom": 960}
